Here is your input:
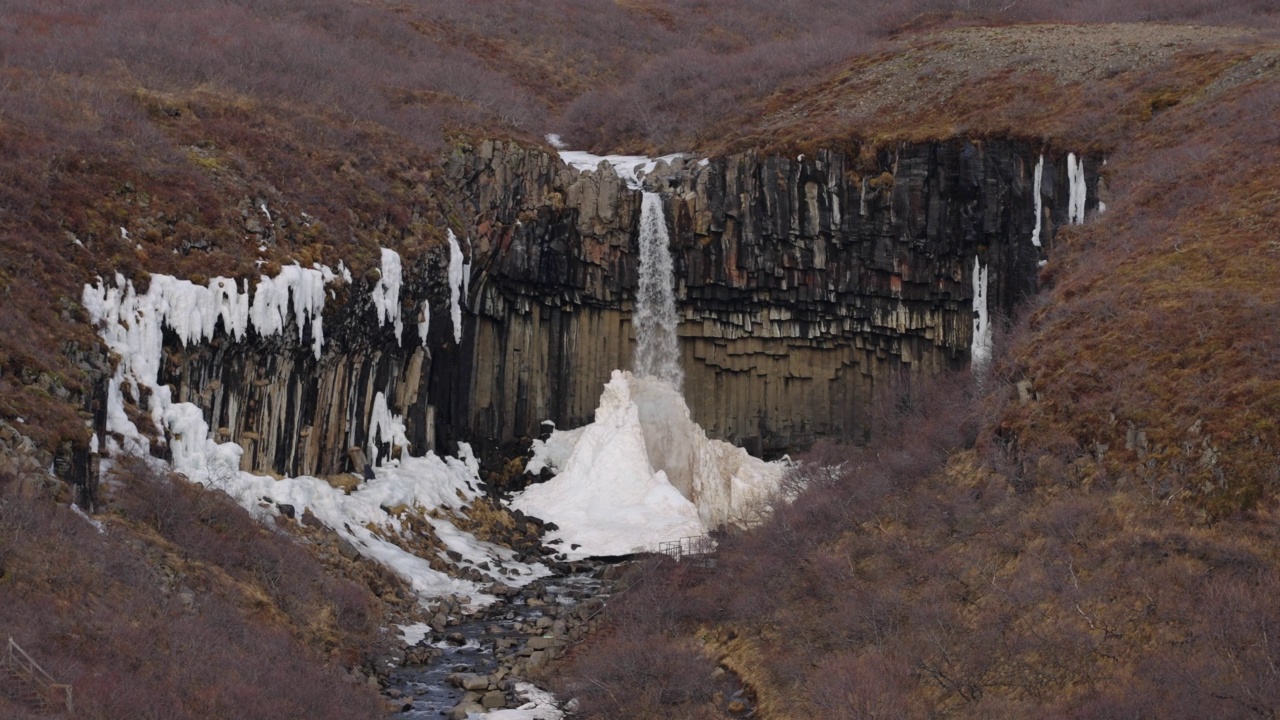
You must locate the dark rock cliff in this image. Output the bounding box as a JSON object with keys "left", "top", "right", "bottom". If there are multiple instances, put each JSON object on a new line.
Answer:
{"left": 442, "top": 139, "right": 1099, "bottom": 459}
{"left": 100, "top": 138, "right": 1100, "bottom": 481}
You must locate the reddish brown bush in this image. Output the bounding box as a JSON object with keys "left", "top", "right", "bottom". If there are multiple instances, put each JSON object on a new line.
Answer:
{"left": 0, "top": 467, "right": 385, "bottom": 720}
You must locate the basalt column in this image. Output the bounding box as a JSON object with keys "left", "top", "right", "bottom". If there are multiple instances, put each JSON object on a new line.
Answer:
{"left": 446, "top": 140, "right": 1100, "bottom": 455}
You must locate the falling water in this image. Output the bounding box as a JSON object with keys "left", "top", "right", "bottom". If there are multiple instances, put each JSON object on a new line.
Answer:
{"left": 633, "top": 192, "right": 683, "bottom": 390}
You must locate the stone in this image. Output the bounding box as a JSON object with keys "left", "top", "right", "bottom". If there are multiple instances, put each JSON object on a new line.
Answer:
{"left": 481, "top": 690, "right": 506, "bottom": 709}
{"left": 525, "top": 650, "right": 548, "bottom": 670}
{"left": 463, "top": 674, "right": 490, "bottom": 691}
{"left": 447, "top": 702, "right": 484, "bottom": 720}
{"left": 526, "top": 636, "right": 563, "bottom": 651}
{"left": 336, "top": 538, "right": 360, "bottom": 561}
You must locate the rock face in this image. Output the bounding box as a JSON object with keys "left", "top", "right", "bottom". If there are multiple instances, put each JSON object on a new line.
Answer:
{"left": 441, "top": 139, "right": 1098, "bottom": 458}
{"left": 93, "top": 138, "right": 1099, "bottom": 479}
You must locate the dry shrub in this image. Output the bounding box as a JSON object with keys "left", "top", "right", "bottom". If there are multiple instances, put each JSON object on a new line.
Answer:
{"left": 0, "top": 467, "right": 384, "bottom": 720}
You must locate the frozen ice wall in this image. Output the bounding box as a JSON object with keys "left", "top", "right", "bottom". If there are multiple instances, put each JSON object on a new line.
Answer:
{"left": 513, "top": 371, "right": 783, "bottom": 558}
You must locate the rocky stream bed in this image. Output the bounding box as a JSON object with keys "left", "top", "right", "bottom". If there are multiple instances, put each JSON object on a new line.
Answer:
{"left": 380, "top": 562, "right": 614, "bottom": 719}
{"left": 378, "top": 557, "right": 756, "bottom": 719}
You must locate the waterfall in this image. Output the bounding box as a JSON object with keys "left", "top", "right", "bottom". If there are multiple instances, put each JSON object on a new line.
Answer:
{"left": 632, "top": 192, "right": 683, "bottom": 390}
{"left": 512, "top": 156, "right": 784, "bottom": 559}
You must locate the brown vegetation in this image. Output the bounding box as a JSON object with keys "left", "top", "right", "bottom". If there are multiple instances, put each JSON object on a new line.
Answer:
{"left": 3, "top": 3, "right": 1279, "bottom": 716}
{"left": 0, "top": 459, "right": 388, "bottom": 719}
{"left": 556, "top": 38, "right": 1280, "bottom": 716}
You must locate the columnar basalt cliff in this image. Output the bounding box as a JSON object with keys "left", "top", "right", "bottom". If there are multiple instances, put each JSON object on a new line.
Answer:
{"left": 443, "top": 140, "right": 1099, "bottom": 458}
{"left": 102, "top": 138, "right": 1099, "bottom": 481}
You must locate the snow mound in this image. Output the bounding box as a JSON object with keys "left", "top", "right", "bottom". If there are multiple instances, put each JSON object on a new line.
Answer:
{"left": 512, "top": 371, "right": 784, "bottom": 559}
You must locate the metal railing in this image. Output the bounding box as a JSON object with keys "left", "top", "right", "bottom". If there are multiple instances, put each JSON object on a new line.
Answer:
{"left": 6, "top": 637, "right": 73, "bottom": 715}
{"left": 657, "top": 535, "right": 716, "bottom": 562}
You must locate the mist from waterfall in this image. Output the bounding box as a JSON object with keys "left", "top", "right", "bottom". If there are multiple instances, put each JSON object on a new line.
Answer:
{"left": 633, "top": 192, "right": 683, "bottom": 390}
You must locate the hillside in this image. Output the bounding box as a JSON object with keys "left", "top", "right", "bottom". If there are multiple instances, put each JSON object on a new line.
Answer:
{"left": 2, "top": 1, "right": 1280, "bottom": 718}
{"left": 554, "top": 21, "right": 1280, "bottom": 720}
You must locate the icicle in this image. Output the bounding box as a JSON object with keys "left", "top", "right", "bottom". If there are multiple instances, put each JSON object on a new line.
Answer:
{"left": 971, "top": 257, "right": 993, "bottom": 372}
{"left": 1068, "top": 153, "right": 1087, "bottom": 225}
{"left": 447, "top": 230, "right": 465, "bottom": 344}
{"left": 1031, "top": 154, "right": 1044, "bottom": 247}
{"left": 372, "top": 248, "right": 404, "bottom": 344}
{"left": 418, "top": 300, "right": 431, "bottom": 348}
{"left": 367, "top": 392, "right": 409, "bottom": 468}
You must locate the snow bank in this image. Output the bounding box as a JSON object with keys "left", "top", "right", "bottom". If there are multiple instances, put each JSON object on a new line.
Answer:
{"left": 84, "top": 268, "right": 549, "bottom": 607}
{"left": 512, "top": 371, "right": 784, "bottom": 559}
{"left": 477, "top": 682, "right": 563, "bottom": 720}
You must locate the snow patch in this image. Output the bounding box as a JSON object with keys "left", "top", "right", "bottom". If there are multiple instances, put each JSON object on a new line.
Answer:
{"left": 479, "top": 682, "right": 563, "bottom": 719}
{"left": 70, "top": 503, "right": 106, "bottom": 534}
{"left": 558, "top": 149, "right": 688, "bottom": 191}
{"left": 398, "top": 622, "right": 431, "bottom": 647}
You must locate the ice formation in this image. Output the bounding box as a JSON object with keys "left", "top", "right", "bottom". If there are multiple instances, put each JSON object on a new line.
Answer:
{"left": 84, "top": 266, "right": 548, "bottom": 607}
{"left": 633, "top": 192, "right": 683, "bottom": 389}
{"left": 1031, "top": 154, "right": 1044, "bottom": 247}
{"left": 418, "top": 300, "right": 431, "bottom": 348}
{"left": 250, "top": 264, "right": 329, "bottom": 358}
{"left": 367, "top": 391, "right": 410, "bottom": 468}
{"left": 513, "top": 371, "right": 782, "bottom": 559}
{"left": 447, "top": 229, "right": 466, "bottom": 344}
{"left": 372, "top": 248, "right": 404, "bottom": 343}
{"left": 1068, "top": 152, "right": 1087, "bottom": 224}
{"left": 971, "top": 257, "right": 993, "bottom": 370}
